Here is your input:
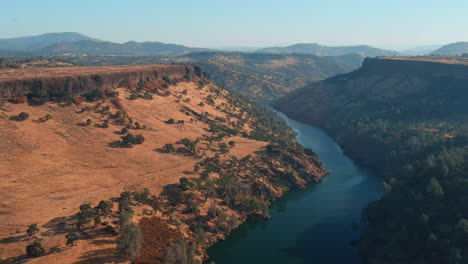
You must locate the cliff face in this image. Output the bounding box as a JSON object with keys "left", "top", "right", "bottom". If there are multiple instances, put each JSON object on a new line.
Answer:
{"left": 275, "top": 57, "right": 468, "bottom": 125}
{"left": 0, "top": 64, "right": 208, "bottom": 98}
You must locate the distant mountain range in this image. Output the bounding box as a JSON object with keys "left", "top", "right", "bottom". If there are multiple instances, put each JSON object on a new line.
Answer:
{"left": 431, "top": 42, "right": 468, "bottom": 55}
{"left": 257, "top": 43, "right": 400, "bottom": 57}
{"left": 0, "top": 32, "right": 399, "bottom": 58}
{"left": 0, "top": 32, "right": 208, "bottom": 57}
{"left": 40, "top": 39, "right": 208, "bottom": 56}
{"left": 0, "top": 32, "right": 97, "bottom": 51}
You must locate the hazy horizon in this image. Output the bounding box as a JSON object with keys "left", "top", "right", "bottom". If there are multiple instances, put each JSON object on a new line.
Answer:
{"left": 2, "top": 0, "right": 468, "bottom": 49}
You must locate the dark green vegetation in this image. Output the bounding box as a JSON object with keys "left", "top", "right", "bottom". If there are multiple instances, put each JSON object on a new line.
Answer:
{"left": 10, "top": 112, "right": 29, "bottom": 121}
{"left": 276, "top": 57, "right": 468, "bottom": 263}
{"left": 26, "top": 241, "right": 45, "bottom": 258}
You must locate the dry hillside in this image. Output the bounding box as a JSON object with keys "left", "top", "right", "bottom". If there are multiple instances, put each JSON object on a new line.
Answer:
{"left": 0, "top": 65, "right": 327, "bottom": 264}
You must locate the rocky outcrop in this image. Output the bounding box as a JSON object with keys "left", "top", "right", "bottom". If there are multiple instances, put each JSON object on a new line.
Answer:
{"left": 0, "top": 64, "right": 209, "bottom": 98}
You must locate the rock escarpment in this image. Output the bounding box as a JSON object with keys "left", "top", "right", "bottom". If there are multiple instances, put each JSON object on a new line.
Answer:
{"left": 0, "top": 64, "right": 208, "bottom": 98}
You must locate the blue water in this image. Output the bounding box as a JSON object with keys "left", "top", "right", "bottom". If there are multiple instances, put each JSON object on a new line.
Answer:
{"left": 207, "top": 112, "right": 383, "bottom": 264}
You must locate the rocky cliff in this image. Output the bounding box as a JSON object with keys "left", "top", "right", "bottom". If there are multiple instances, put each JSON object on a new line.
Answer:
{"left": 0, "top": 64, "right": 208, "bottom": 98}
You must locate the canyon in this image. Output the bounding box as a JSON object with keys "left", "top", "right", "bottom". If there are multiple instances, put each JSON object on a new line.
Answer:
{"left": 0, "top": 64, "right": 327, "bottom": 263}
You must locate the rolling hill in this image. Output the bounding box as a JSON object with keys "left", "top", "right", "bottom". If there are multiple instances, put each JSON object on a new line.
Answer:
{"left": 431, "top": 42, "right": 468, "bottom": 55}
{"left": 40, "top": 39, "right": 209, "bottom": 56}
{"left": 258, "top": 43, "right": 399, "bottom": 57}
{"left": 0, "top": 32, "right": 97, "bottom": 51}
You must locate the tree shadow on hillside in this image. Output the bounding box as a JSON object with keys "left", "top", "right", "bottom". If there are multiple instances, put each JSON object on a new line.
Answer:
{"left": 73, "top": 248, "right": 125, "bottom": 264}
{"left": 0, "top": 234, "right": 26, "bottom": 244}
{"left": 41, "top": 216, "right": 76, "bottom": 237}
{"left": 3, "top": 246, "right": 62, "bottom": 264}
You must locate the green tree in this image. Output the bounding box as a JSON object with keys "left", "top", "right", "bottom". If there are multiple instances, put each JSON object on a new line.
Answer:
{"left": 27, "top": 223, "right": 40, "bottom": 237}
{"left": 426, "top": 178, "right": 444, "bottom": 197}
{"left": 65, "top": 232, "right": 78, "bottom": 247}
{"left": 26, "top": 241, "right": 45, "bottom": 257}
{"left": 76, "top": 203, "right": 96, "bottom": 229}
{"left": 97, "top": 200, "right": 114, "bottom": 216}
{"left": 162, "top": 143, "right": 175, "bottom": 153}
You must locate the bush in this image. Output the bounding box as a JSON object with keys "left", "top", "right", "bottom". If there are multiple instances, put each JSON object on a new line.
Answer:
{"left": 26, "top": 241, "right": 45, "bottom": 258}
{"left": 65, "top": 232, "right": 78, "bottom": 247}
{"left": 82, "top": 89, "right": 102, "bottom": 102}
{"left": 10, "top": 112, "right": 29, "bottom": 121}
{"left": 97, "top": 200, "right": 114, "bottom": 216}
{"left": 76, "top": 203, "right": 96, "bottom": 229}
{"left": 26, "top": 223, "right": 39, "bottom": 237}
{"left": 162, "top": 143, "right": 175, "bottom": 153}
{"left": 165, "top": 118, "right": 175, "bottom": 124}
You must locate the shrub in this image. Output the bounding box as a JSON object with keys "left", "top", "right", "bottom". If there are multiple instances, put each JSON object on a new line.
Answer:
{"left": 82, "top": 89, "right": 102, "bottom": 102}
{"left": 228, "top": 140, "right": 236, "bottom": 147}
{"left": 199, "top": 102, "right": 205, "bottom": 107}
{"left": 86, "top": 119, "right": 92, "bottom": 126}
{"left": 65, "top": 232, "right": 78, "bottom": 247}
{"left": 162, "top": 143, "right": 175, "bottom": 153}
{"left": 121, "top": 127, "right": 129, "bottom": 134}
{"left": 26, "top": 223, "right": 39, "bottom": 237}
{"left": 129, "top": 94, "right": 138, "bottom": 100}
{"left": 121, "top": 133, "right": 145, "bottom": 147}
{"left": 10, "top": 112, "right": 29, "bottom": 121}
{"left": 26, "top": 241, "right": 45, "bottom": 258}
{"left": 26, "top": 91, "right": 48, "bottom": 106}
{"left": 97, "top": 200, "right": 114, "bottom": 216}
{"left": 179, "top": 177, "right": 190, "bottom": 191}
{"left": 76, "top": 203, "right": 96, "bottom": 229}
{"left": 165, "top": 118, "right": 175, "bottom": 124}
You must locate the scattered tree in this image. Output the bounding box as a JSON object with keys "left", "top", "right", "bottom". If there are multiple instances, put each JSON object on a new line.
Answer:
{"left": 27, "top": 223, "right": 40, "bottom": 237}
{"left": 65, "top": 232, "right": 78, "bottom": 247}
{"left": 26, "top": 241, "right": 45, "bottom": 258}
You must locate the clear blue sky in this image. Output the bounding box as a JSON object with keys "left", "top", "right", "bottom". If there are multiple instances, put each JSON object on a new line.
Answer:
{"left": 2, "top": 0, "right": 468, "bottom": 48}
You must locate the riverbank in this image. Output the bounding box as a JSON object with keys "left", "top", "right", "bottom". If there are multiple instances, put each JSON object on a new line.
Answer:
{"left": 207, "top": 112, "right": 383, "bottom": 264}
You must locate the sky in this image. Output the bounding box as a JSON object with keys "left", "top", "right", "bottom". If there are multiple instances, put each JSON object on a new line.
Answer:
{"left": 1, "top": 0, "right": 468, "bottom": 49}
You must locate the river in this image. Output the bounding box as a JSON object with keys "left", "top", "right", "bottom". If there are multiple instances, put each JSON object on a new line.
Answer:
{"left": 207, "top": 112, "right": 383, "bottom": 264}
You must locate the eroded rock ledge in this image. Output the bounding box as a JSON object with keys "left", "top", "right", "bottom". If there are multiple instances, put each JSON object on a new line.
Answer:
{"left": 0, "top": 64, "right": 209, "bottom": 98}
